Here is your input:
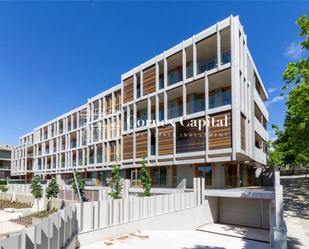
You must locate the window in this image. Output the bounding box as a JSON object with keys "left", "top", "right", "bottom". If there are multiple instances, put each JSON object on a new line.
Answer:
{"left": 186, "top": 62, "right": 193, "bottom": 78}
{"left": 187, "top": 94, "right": 205, "bottom": 114}
{"left": 151, "top": 129, "right": 156, "bottom": 156}
{"left": 221, "top": 50, "right": 231, "bottom": 64}
{"left": 151, "top": 167, "right": 167, "bottom": 187}
{"left": 168, "top": 98, "right": 182, "bottom": 119}
{"left": 168, "top": 67, "right": 183, "bottom": 86}
{"left": 209, "top": 88, "right": 231, "bottom": 109}
{"left": 159, "top": 76, "right": 164, "bottom": 89}
{"left": 137, "top": 109, "right": 147, "bottom": 127}
{"left": 159, "top": 108, "right": 164, "bottom": 121}
{"left": 197, "top": 164, "right": 212, "bottom": 186}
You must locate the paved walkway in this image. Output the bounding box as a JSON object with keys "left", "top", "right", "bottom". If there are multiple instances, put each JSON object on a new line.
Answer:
{"left": 0, "top": 210, "right": 25, "bottom": 236}
{"left": 81, "top": 230, "right": 268, "bottom": 249}
{"left": 281, "top": 176, "right": 309, "bottom": 249}
{"left": 197, "top": 223, "right": 269, "bottom": 242}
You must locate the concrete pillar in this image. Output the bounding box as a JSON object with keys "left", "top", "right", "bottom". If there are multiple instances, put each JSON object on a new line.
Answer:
{"left": 237, "top": 163, "right": 240, "bottom": 187}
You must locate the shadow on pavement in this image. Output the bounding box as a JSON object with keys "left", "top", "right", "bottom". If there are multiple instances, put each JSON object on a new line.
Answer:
{"left": 287, "top": 236, "right": 303, "bottom": 249}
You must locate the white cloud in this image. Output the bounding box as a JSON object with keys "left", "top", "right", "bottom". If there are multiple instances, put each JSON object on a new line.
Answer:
{"left": 267, "top": 88, "right": 277, "bottom": 94}
{"left": 268, "top": 95, "right": 287, "bottom": 104}
{"left": 285, "top": 42, "right": 303, "bottom": 60}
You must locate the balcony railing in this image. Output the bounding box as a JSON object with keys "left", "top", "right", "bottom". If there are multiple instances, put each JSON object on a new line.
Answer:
{"left": 168, "top": 68, "right": 182, "bottom": 86}
{"left": 70, "top": 141, "right": 77, "bottom": 149}
{"left": 187, "top": 95, "right": 205, "bottom": 114}
{"left": 131, "top": 176, "right": 188, "bottom": 189}
{"left": 209, "top": 89, "right": 231, "bottom": 109}
{"left": 221, "top": 50, "right": 231, "bottom": 65}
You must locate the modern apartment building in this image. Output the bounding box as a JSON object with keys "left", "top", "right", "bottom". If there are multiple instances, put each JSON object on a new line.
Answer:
{"left": 11, "top": 15, "right": 269, "bottom": 188}
{"left": 0, "top": 144, "right": 13, "bottom": 179}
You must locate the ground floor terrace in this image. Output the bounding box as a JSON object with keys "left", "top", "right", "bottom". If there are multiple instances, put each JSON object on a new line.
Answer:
{"left": 28, "top": 161, "right": 272, "bottom": 190}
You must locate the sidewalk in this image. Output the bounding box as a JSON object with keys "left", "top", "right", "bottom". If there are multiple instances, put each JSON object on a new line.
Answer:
{"left": 281, "top": 176, "right": 309, "bottom": 249}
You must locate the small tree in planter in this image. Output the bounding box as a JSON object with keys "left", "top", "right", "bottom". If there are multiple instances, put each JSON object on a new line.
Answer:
{"left": 46, "top": 177, "right": 60, "bottom": 211}
{"left": 141, "top": 157, "right": 152, "bottom": 196}
{"left": 0, "top": 184, "right": 8, "bottom": 200}
{"left": 109, "top": 165, "right": 122, "bottom": 199}
{"left": 71, "top": 173, "right": 85, "bottom": 202}
{"left": 30, "top": 175, "right": 43, "bottom": 212}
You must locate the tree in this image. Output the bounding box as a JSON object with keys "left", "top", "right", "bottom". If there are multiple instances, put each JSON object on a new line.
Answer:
{"left": 71, "top": 173, "right": 85, "bottom": 201}
{"left": 46, "top": 177, "right": 60, "bottom": 211}
{"left": 109, "top": 165, "right": 122, "bottom": 199}
{"left": 140, "top": 157, "right": 152, "bottom": 196}
{"left": 272, "top": 15, "right": 309, "bottom": 170}
{"left": 0, "top": 184, "right": 8, "bottom": 201}
{"left": 30, "top": 175, "right": 43, "bottom": 212}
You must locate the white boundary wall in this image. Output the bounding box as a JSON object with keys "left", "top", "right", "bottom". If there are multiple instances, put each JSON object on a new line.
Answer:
{"left": 0, "top": 186, "right": 205, "bottom": 249}
{"left": 76, "top": 192, "right": 197, "bottom": 234}
{"left": 0, "top": 205, "right": 78, "bottom": 249}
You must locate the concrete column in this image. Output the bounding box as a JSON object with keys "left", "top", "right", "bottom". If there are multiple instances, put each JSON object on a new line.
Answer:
{"left": 216, "top": 23, "right": 221, "bottom": 70}
{"left": 193, "top": 36, "right": 197, "bottom": 77}
{"left": 182, "top": 44, "right": 186, "bottom": 81}
{"left": 164, "top": 92, "right": 168, "bottom": 121}
{"left": 205, "top": 73, "right": 209, "bottom": 161}
{"left": 94, "top": 144, "right": 97, "bottom": 164}
{"left": 182, "top": 84, "right": 186, "bottom": 116}
{"left": 237, "top": 163, "right": 240, "bottom": 187}
{"left": 99, "top": 98, "right": 102, "bottom": 118}
{"left": 111, "top": 93, "right": 115, "bottom": 114}
{"left": 140, "top": 69, "right": 144, "bottom": 98}
{"left": 164, "top": 56, "right": 168, "bottom": 89}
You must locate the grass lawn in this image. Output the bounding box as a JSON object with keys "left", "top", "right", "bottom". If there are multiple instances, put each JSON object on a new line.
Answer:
{"left": 11, "top": 209, "right": 58, "bottom": 226}
{"left": 0, "top": 200, "right": 32, "bottom": 210}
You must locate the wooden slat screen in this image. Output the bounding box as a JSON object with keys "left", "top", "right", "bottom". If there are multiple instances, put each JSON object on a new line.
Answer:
{"left": 208, "top": 111, "right": 232, "bottom": 150}
{"left": 123, "top": 76, "right": 134, "bottom": 104}
{"left": 176, "top": 118, "right": 205, "bottom": 153}
{"left": 122, "top": 135, "right": 133, "bottom": 160}
{"left": 135, "top": 131, "right": 148, "bottom": 158}
{"left": 143, "top": 65, "right": 156, "bottom": 96}
{"left": 158, "top": 125, "right": 174, "bottom": 156}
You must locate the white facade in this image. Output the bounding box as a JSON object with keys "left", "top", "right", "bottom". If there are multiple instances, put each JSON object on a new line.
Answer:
{"left": 11, "top": 15, "right": 269, "bottom": 181}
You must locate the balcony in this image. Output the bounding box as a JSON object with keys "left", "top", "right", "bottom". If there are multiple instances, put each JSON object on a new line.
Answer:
{"left": 136, "top": 99, "right": 148, "bottom": 128}
{"left": 208, "top": 69, "right": 231, "bottom": 109}
{"left": 186, "top": 78, "right": 205, "bottom": 115}
{"left": 27, "top": 153, "right": 34, "bottom": 158}
{"left": 167, "top": 86, "right": 183, "bottom": 119}
{"left": 167, "top": 51, "right": 183, "bottom": 87}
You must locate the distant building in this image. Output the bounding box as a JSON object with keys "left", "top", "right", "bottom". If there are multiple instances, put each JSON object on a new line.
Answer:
{"left": 0, "top": 144, "right": 13, "bottom": 179}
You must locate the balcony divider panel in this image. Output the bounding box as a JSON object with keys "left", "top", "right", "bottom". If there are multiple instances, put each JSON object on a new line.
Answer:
{"left": 122, "top": 135, "right": 133, "bottom": 160}
{"left": 135, "top": 131, "right": 148, "bottom": 158}
{"left": 158, "top": 125, "right": 173, "bottom": 156}
{"left": 123, "top": 76, "right": 134, "bottom": 104}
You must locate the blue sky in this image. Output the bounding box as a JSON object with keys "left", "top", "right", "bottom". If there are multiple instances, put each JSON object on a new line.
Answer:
{"left": 0, "top": 1, "right": 308, "bottom": 145}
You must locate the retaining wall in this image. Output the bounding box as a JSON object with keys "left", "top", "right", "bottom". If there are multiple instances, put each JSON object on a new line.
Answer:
{"left": 0, "top": 205, "right": 78, "bottom": 249}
